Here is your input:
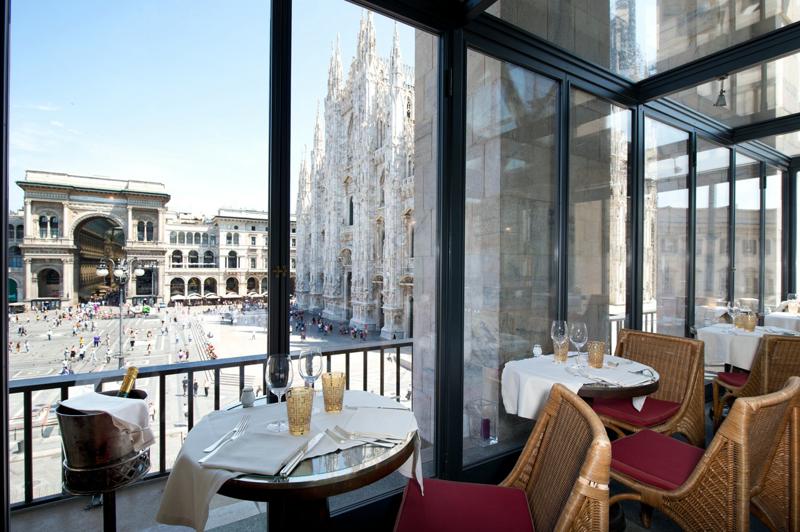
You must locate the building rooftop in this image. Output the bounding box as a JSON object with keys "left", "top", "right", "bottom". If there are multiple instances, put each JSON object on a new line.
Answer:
{"left": 19, "top": 170, "right": 170, "bottom": 198}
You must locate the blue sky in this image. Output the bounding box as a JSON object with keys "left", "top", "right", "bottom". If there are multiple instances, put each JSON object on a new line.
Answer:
{"left": 8, "top": 0, "right": 414, "bottom": 214}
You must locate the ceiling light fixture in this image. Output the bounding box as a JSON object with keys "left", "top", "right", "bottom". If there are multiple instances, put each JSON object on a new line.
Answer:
{"left": 713, "top": 76, "right": 727, "bottom": 107}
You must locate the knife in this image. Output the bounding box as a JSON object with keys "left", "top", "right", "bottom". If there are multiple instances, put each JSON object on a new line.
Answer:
{"left": 279, "top": 433, "right": 325, "bottom": 477}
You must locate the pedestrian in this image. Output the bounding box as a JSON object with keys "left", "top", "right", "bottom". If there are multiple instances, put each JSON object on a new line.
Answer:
{"left": 79, "top": 336, "right": 84, "bottom": 348}
{"left": 70, "top": 346, "right": 76, "bottom": 359}
{"left": 72, "top": 326, "right": 77, "bottom": 336}
{"left": 63, "top": 347, "right": 69, "bottom": 360}
{"left": 182, "top": 377, "right": 188, "bottom": 396}
{"left": 79, "top": 345, "right": 86, "bottom": 360}
{"left": 203, "top": 380, "right": 209, "bottom": 397}
{"left": 105, "top": 347, "right": 112, "bottom": 363}
{"left": 251, "top": 330, "right": 256, "bottom": 341}
{"left": 47, "top": 328, "right": 53, "bottom": 341}
{"left": 193, "top": 380, "right": 198, "bottom": 397}
{"left": 146, "top": 343, "right": 152, "bottom": 356}
{"left": 93, "top": 334, "right": 100, "bottom": 347}
{"left": 24, "top": 340, "right": 30, "bottom": 353}
{"left": 187, "top": 334, "right": 192, "bottom": 343}
{"left": 129, "top": 335, "right": 135, "bottom": 350}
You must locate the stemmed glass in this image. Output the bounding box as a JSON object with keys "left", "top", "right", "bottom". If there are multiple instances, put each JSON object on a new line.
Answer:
{"left": 299, "top": 348, "right": 323, "bottom": 412}
{"left": 266, "top": 354, "right": 293, "bottom": 432}
{"left": 550, "top": 320, "right": 568, "bottom": 360}
{"left": 569, "top": 321, "right": 588, "bottom": 366}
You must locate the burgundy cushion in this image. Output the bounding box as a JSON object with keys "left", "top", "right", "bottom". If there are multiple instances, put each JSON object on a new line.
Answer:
{"left": 394, "top": 478, "right": 534, "bottom": 532}
{"left": 592, "top": 397, "right": 680, "bottom": 427}
{"left": 717, "top": 371, "right": 749, "bottom": 387}
{"left": 611, "top": 429, "right": 704, "bottom": 490}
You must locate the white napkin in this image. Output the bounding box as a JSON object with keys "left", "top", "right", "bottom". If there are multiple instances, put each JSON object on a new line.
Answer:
{"left": 632, "top": 396, "right": 647, "bottom": 412}
{"left": 199, "top": 428, "right": 309, "bottom": 476}
{"left": 60, "top": 391, "right": 154, "bottom": 451}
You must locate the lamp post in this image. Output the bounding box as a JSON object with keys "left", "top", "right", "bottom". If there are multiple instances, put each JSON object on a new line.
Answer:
{"left": 96, "top": 257, "right": 155, "bottom": 369}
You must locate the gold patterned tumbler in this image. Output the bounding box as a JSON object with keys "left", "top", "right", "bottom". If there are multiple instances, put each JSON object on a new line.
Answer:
{"left": 286, "top": 387, "right": 314, "bottom": 436}
{"left": 553, "top": 342, "right": 569, "bottom": 364}
{"left": 321, "top": 372, "right": 345, "bottom": 413}
{"left": 587, "top": 341, "right": 606, "bottom": 369}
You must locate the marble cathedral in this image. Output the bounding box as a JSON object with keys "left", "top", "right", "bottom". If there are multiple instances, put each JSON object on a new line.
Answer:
{"left": 294, "top": 13, "right": 416, "bottom": 339}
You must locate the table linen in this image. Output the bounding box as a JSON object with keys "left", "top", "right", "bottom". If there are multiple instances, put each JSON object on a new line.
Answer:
{"left": 156, "top": 390, "right": 419, "bottom": 531}
{"left": 696, "top": 323, "right": 797, "bottom": 370}
{"left": 501, "top": 355, "right": 658, "bottom": 420}
{"left": 764, "top": 312, "right": 800, "bottom": 333}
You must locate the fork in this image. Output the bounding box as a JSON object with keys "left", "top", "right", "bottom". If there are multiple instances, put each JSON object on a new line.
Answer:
{"left": 329, "top": 427, "right": 394, "bottom": 448}
{"left": 334, "top": 425, "right": 402, "bottom": 444}
{"left": 199, "top": 416, "right": 250, "bottom": 463}
{"left": 203, "top": 416, "right": 248, "bottom": 453}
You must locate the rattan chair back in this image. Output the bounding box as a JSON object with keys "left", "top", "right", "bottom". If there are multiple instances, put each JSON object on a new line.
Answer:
{"left": 501, "top": 384, "right": 610, "bottom": 532}
{"left": 610, "top": 376, "right": 800, "bottom": 532}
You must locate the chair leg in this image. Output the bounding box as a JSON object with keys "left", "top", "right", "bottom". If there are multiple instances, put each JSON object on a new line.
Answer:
{"left": 711, "top": 381, "right": 722, "bottom": 430}
{"left": 639, "top": 503, "right": 654, "bottom": 529}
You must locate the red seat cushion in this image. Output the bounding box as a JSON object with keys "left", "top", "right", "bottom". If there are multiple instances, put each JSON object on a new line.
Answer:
{"left": 592, "top": 397, "right": 680, "bottom": 427}
{"left": 394, "top": 478, "right": 534, "bottom": 532}
{"left": 611, "top": 429, "right": 704, "bottom": 490}
{"left": 717, "top": 371, "right": 748, "bottom": 387}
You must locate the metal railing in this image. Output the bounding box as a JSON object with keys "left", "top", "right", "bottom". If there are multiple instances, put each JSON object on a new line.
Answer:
{"left": 8, "top": 339, "right": 412, "bottom": 510}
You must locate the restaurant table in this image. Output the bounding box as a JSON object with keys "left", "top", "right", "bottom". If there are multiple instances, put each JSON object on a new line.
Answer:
{"left": 696, "top": 323, "right": 798, "bottom": 370}
{"left": 156, "top": 391, "right": 419, "bottom": 531}
{"left": 764, "top": 312, "right": 800, "bottom": 333}
{"left": 501, "top": 354, "right": 659, "bottom": 420}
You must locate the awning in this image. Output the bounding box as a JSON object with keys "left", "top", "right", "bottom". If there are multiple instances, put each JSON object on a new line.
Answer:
{"left": 171, "top": 295, "right": 186, "bottom": 301}
{"left": 247, "top": 291, "right": 260, "bottom": 297}
{"left": 204, "top": 293, "right": 219, "bottom": 299}
{"left": 188, "top": 293, "right": 202, "bottom": 299}
{"left": 222, "top": 293, "right": 241, "bottom": 299}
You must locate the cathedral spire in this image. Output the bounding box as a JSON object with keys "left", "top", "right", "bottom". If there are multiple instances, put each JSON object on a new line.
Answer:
{"left": 313, "top": 101, "right": 324, "bottom": 152}
{"left": 356, "top": 10, "right": 376, "bottom": 62}
{"left": 328, "top": 34, "right": 342, "bottom": 96}
{"left": 390, "top": 23, "right": 403, "bottom": 83}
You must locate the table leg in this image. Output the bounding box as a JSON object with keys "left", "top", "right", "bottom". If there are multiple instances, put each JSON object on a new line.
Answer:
{"left": 103, "top": 491, "right": 116, "bottom": 532}
{"left": 267, "top": 497, "right": 329, "bottom": 531}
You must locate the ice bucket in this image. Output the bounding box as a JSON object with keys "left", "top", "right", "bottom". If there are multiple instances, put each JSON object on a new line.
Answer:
{"left": 56, "top": 389, "right": 148, "bottom": 469}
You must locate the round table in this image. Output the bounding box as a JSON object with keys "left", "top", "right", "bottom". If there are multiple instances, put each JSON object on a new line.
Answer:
{"left": 217, "top": 397, "right": 416, "bottom": 529}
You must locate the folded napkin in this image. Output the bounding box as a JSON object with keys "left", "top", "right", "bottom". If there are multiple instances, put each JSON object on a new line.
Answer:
{"left": 60, "top": 391, "right": 154, "bottom": 451}
{"left": 199, "top": 429, "right": 309, "bottom": 476}
{"left": 582, "top": 367, "right": 655, "bottom": 387}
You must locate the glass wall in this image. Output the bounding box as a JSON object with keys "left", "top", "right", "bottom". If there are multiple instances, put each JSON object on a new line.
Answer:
{"left": 463, "top": 50, "right": 558, "bottom": 464}
{"left": 643, "top": 118, "right": 690, "bottom": 337}
{"left": 734, "top": 153, "right": 762, "bottom": 309}
{"left": 290, "top": 0, "right": 438, "bottom": 505}
{"left": 694, "top": 140, "right": 730, "bottom": 328}
{"left": 764, "top": 165, "right": 782, "bottom": 310}
{"left": 567, "top": 89, "right": 631, "bottom": 347}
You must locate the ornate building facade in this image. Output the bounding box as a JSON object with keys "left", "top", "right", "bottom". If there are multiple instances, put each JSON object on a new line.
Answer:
{"left": 294, "top": 14, "right": 416, "bottom": 339}
{"left": 8, "top": 170, "right": 295, "bottom": 308}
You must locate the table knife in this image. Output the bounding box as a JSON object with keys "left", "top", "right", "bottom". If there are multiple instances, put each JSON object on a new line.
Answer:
{"left": 279, "top": 432, "right": 324, "bottom": 477}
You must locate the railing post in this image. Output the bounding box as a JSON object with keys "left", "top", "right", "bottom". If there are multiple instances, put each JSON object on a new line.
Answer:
{"left": 187, "top": 370, "right": 194, "bottom": 430}
{"left": 214, "top": 368, "right": 220, "bottom": 411}
{"left": 362, "top": 350, "right": 368, "bottom": 391}
{"left": 379, "top": 348, "right": 385, "bottom": 396}
{"left": 159, "top": 374, "right": 166, "bottom": 473}
{"left": 23, "top": 391, "right": 33, "bottom": 504}
{"left": 345, "top": 353, "right": 350, "bottom": 390}
{"left": 395, "top": 346, "right": 401, "bottom": 401}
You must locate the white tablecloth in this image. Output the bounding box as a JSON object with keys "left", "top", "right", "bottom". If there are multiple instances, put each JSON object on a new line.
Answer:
{"left": 764, "top": 312, "right": 800, "bottom": 332}
{"left": 696, "top": 323, "right": 798, "bottom": 370}
{"left": 501, "top": 355, "right": 658, "bottom": 420}
{"left": 156, "top": 390, "right": 420, "bottom": 531}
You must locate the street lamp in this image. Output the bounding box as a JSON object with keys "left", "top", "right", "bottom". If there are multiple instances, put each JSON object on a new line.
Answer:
{"left": 96, "top": 257, "right": 155, "bottom": 369}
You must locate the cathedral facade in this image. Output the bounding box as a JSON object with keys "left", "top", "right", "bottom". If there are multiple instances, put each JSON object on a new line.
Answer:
{"left": 294, "top": 14, "right": 415, "bottom": 339}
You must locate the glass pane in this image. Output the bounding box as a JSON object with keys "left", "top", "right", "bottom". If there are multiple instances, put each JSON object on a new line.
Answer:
{"left": 488, "top": 0, "right": 800, "bottom": 81}
{"left": 759, "top": 131, "right": 800, "bottom": 158}
{"left": 734, "top": 153, "right": 761, "bottom": 308}
{"left": 643, "top": 118, "right": 690, "bottom": 336}
{"left": 567, "top": 89, "right": 631, "bottom": 348}
{"left": 694, "top": 140, "right": 730, "bottom": 328}
{"left": 668, "top": 51, "right": 800, "bottom": 127}
{"left": 290, "top": 1, "right": 438, "bottom": 505}
{"left": 463, "top": 50, "right": 558, "bottom": 465}
{"left": 765, "top": 165, "right": 782, "bottom": 309}
{"left": 7, "top": 0, "right": 270, "bottom": 506}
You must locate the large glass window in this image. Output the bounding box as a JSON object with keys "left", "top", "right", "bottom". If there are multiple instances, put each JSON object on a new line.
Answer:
{"left": 463, "top": 50, "right": 558, "bottom": 464}
{"left": 567, "top": 89, "right": 631, "bottom": 347}
{"left": 734, "top": 153, "right": 761, "bottom": 308}
{"left": 695, "top": 140, "right": 730, "bottom": 327}
{"left": 643, "top": 118, "right": 690, "bottom": 336}
{"left": 765, "top": 164, "right": 782, "bottom": 309}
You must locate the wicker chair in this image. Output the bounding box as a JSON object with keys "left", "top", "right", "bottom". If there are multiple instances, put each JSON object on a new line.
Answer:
{"left": 592, "top": 329, "right": 705, "bottom": 447}
{"left": 712, "top": 334, "right": 800, "bottom": 429}
{"left": 608, "top": 376, "right": 800, "bottom": 531}
{"left": 394, "top": 384, "right": 611, "bottom": 532}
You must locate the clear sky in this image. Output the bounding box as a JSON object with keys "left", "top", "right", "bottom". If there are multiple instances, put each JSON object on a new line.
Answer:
{"left": 8, "top": 0, "right": 414, "bottom": 215}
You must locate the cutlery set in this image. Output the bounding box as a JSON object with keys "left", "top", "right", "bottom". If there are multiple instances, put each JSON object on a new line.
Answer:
{"left": 198, "top": 416, "right": 250, "bottom": 464}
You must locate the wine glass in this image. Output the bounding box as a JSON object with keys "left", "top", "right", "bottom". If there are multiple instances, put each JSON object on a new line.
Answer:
{"left": 569, "top": 321, "right": 588, "bottom": 365}
{"left": 550, "top": 320, "right": 568, "bottom": 348}
{"left": 266, "top": 354, "right": 293, "bottom": 432}
{"left": 299, "top": 348, "right": 323, "bottom": 412}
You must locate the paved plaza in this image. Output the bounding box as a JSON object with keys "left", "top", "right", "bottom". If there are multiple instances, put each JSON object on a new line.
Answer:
{"left": 7, "top": 305, "right": 413, "bottom": 504}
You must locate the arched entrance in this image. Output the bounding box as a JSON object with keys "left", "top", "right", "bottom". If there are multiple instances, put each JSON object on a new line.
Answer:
{"left": 204, "top": 278, "right": 217, "bottom": 295}
{"left": 187, "top": 277, "right": 201, "bottom": 296}
{"left": 74, "top": 216, "right": 124, "bottom": 302}
{"left": 8, "top": 278, "right": 18, "bottom": 302}
{"left": 170, "top": 278, "right": 185, "bottom": 297}
{"left": 226, "top": 277, "right": 239, "bottom": 294}
{"left": 38, "top": 268, "right": 61, "bottom": 298}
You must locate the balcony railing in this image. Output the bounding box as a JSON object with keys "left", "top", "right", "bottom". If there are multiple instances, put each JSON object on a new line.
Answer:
{"left": 8, "top": 339, "right": 412, "bottom": 510}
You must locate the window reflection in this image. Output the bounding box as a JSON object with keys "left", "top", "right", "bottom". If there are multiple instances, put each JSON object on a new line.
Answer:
{"left": 734, "top": 154, "right": 761, "bottom": 309}
{"left": 764, "top": 165, "right": 782, "bottom": 309}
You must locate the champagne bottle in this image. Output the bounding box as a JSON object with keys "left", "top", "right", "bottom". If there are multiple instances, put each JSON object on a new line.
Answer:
{"left": 117, "top": 366, "right": 139, "bottom": 398}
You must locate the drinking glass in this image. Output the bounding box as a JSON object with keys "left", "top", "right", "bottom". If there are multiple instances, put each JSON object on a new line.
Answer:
{"left": 569, "top": 321, "right": 588, "bottom": 365}
{"left": 298, "top": 348, "right": 323, "bottom": 388}
{"left": 266, "top": 354, "right": 293, "bottom": 432}
{"left": 550, "top": 320, "right": 568, "bottom": 348}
